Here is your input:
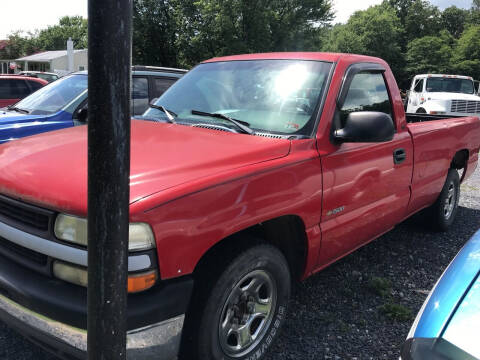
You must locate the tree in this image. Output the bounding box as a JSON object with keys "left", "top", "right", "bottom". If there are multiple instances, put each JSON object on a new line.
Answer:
{"left": 3, "top": 31, "right": 38, "bottom": 59}
{"left": 35, "top": 16, "right": 88, "bottom": 50}
{"left": 441, "top": 6, "right": 469, "bottom": 38}
{"left": 452, "top": 25, "right": 480, "bottom": 79}
{"left": 174, "top": 0, "right": 334, "bottom": 67}
{"left": 323, "top": 4, "right": 404, "bottom": 78}
{"left": 405, "top": 30, "right": 455, "bottom": 76}
{"left": 133, "top": 0, "right": 178, "bottom": 67}
{"left": 388, "top": 0, "right": 442, "bottom": 48}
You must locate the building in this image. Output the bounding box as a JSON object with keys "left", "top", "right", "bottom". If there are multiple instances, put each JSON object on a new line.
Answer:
{"left": 16, "top": 49, "right": 88, "bottom": 76}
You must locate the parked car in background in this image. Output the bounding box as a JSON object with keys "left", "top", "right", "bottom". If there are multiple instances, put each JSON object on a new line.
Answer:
{"left": 0, "top": 53, "right": 478, "bottom": 360}
{"left": 0, "top": 76, "right": 47, "bottom": 108}
{"left": 406, "top": 74, "right": 480, "bottom": 116}
{"left": 0, "top": 66, "right": 186, "bottom": 143}
{"left": 18, "top": 71, "right": 60, "bottom": 83}
{"left": 401, "top": 229, "right": 480, "bottom": 360}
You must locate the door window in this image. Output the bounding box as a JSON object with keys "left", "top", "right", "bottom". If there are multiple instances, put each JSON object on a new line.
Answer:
{"left": 132, "top": 77, "right": 148, "bottom": 100}
{"left": 339, "top": 72, "right": 393, "bottom": 128}
{"left": 152, "top": 77, "right": 177, "bottom": 98}
{"left": 132, "top": 77, "right": 149, "bottom": 115}
{"left": 414, "top": 79, "right": 424, "bottom": 92}
{"left": 27, "top": 80, "right": 44, "bottom": 92}
{"left": 0, "top": 79, "right": 30, "bottom": 99}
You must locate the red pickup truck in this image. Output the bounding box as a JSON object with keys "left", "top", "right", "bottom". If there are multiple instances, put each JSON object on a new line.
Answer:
{"left": 0, "top": 53, "right": 478, "bottom": 360}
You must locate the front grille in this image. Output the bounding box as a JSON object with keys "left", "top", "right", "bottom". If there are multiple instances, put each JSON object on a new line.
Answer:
{"left": 451, "top": 100, "right": 480, "bottom": 114}
{"left": 0, "top": 195, "right": 54, "bottom": 237}
{"left": 0, "top": 236, "right": 48, "bottom": 266}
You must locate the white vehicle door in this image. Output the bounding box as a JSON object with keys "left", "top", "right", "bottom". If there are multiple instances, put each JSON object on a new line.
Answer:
{"left": 408, "top": 78, "right": 424, "bottom": 108}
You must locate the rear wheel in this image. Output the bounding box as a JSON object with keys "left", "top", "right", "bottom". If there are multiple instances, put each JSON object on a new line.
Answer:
{"left": 428, "top": 168, "right": 460, "bottom": 231}
{"left": 186, "top": 242, "right": 291, "bottom": 360}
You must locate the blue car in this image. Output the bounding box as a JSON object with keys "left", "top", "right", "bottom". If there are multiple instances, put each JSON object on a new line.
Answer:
{"left": 0, "top": 66, "right": 186, "bottom": 144}
{"left": 401, "top": 229, "right": 480, "bottom": 360}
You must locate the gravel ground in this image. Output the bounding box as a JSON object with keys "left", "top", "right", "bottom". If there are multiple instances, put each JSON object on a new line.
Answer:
{"left": 1, "top": 166, "right": 479, "bottom": 360}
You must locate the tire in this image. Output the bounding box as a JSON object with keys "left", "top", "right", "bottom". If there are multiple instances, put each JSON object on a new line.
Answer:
{"left": 185, "top": 242, "right": 291, "bottom": 360}
{"left": 428, "top": 168, "right": 460, "bottom": 231}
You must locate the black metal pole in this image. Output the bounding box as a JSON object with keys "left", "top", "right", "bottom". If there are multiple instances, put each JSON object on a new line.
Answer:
{"left": 87, "top": 1, "right": 132, "bottom": 359}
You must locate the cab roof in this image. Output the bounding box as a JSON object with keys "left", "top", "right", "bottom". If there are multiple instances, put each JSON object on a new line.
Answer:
{"left": 202, "top": 52, "right": 385, "bottom": 64}
{"left": 415, "top": 74, "right": 473, "bottom": 80}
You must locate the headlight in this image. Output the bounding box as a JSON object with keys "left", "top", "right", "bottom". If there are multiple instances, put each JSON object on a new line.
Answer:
{"left": 54, "top": 214, "right": 155, "bottom": 251}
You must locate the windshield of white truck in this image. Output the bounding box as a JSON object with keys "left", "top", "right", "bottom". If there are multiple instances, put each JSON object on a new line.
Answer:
{"left": 144, "top": 60, "right": 332, "bottom": 135}
{"left": 15, "top": 74, "right": 88, "bottom": 115}
{"left": 426, "top": 77, "right": 474, "bottom": 94}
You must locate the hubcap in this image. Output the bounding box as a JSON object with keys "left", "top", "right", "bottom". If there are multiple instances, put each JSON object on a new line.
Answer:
{"left": 444, "top": 183, "right": 456, "bottom": 219}
{"left": 218, "top": 270, "right": 277, "bottom": 357}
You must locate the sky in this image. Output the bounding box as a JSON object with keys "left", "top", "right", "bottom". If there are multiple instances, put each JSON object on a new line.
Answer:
{"left": 333, "top": 0, "right": 473, "bottom": 23}
{"left": 0, "top": 0, "right": 474, "bottom": 39}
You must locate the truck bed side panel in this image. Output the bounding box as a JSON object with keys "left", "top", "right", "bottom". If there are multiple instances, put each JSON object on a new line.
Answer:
{"left": 407, "top": 116, "right": 480, "bottom": 214}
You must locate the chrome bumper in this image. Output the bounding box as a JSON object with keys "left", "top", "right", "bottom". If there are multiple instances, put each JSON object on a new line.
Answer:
{"left": 0, "top": 293, "right": 183, "bottom": 360}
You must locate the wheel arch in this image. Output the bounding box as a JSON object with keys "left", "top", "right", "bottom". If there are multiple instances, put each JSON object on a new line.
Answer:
{"left": 451, "top": 149, "right": 469, "bottom": 182}
{"left": 193, "top": 215, "right": 309, "bottom": 282}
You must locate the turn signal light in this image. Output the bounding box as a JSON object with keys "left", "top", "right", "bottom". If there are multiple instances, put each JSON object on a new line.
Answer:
{"left": 53, "top": 261, "right": 157, "bottom": 293}
{"left": 128, "top": 271, "right": 157, "bottom": 293}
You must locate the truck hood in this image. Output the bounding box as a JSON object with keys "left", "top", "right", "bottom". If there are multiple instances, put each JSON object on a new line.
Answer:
{"left": 0, "top": 120, "right": 290, "bottom": 215}
{"left": 426, "top": 92, "right": 480, "bottom": 101}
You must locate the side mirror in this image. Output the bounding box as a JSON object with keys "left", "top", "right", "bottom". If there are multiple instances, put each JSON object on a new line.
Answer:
{"left": 334, "top": 111, "right": 394, "bottom": 143}
{"left": 77, "top": 107, "right": 88, "bottom": 122}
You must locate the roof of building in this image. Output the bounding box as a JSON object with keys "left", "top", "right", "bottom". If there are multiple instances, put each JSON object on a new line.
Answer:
{"left": 16, "top": 49, "right": 87, "bottom": 62}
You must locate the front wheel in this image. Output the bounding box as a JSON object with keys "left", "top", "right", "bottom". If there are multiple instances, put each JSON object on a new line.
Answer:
{"left": 428, "top": 168, "right": 460, "bottom": 231}
{"left": 191, "top": 243, "right": 291, "bottom": 360}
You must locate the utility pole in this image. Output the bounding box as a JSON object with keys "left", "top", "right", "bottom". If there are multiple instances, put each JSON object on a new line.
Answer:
{"left": 87, "top": 1, "right": 132, "bottom": 359}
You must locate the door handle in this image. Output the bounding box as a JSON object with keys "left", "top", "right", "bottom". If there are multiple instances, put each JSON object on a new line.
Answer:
{"left": 393, "top": 148, "right": 406, "bottom": 164}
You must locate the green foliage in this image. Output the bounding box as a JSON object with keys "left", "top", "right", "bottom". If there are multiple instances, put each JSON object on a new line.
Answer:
{"left": 36, "top": 16, "right": 88, "bottom": 50}
{"left": 2, "top": 0, "right": 480, "bottom": 83}
{"left": 452, "top": 25, "right": 480, "bottom": 79}
{"left": 323, "top": 4, "right": 404, "bottom": 76}
{"left": 368, "top": 276, "right": 392, "bottom": 297}
{"left": 442, "top": 6, "right": 469, "bottom": 38}
{"left": 406, "top": 31, "right": 455, "bottom": 75}
{"left": 380, "top": 302, "right": 412, "bottom": 322}
{"left": 175, "top": 0, "right": 334, "bottom": 67}
{"left": 133, "top": 0, "right": 178, "bottom": 67}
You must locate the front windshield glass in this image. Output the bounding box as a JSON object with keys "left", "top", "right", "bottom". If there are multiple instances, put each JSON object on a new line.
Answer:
{"left": 426, "top": 77, "right": 474, "bottom": 94}
{"left": 143, "top": 60, "right": 332, "bottom": 135}
{"left": 15, "top": 74, "right": 87, "bottom": 115}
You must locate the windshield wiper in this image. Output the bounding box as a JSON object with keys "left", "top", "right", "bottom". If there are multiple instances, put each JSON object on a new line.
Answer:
{"left": 7, "top": 105, "right": 29, "bottom": 114}
{"left": 191, "top": 110, "right": 254, "bottom": 135}
{"left": 148, "top": 104, "right": 177, "bottom": 124}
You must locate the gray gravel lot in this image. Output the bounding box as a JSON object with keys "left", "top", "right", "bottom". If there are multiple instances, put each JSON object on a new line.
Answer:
{"left": 1, "top": 166, "right": 479, "bottom": 360}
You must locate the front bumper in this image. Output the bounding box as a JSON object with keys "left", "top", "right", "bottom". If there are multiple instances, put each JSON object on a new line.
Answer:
{"left": 0, "top": 293, "right": 184, "bottom": 360}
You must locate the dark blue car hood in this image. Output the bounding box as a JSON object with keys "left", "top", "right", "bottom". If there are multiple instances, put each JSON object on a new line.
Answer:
{"left": 0, "top": 109, "right": 47, "bottom": 125}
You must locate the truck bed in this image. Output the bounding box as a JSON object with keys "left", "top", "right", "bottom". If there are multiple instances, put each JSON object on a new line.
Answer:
{"left": 406, "top": 113, "right": 470, "bottom": 123}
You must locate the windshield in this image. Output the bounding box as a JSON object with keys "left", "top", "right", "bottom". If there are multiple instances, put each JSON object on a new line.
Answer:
{"left": 426, "top": 77, "right": 474, "bottom": 94}
{"left": 37, "top": 73, "right": 59, "bottom": 83}
{"left": 15, "top": 74, "right": 87, "bottom": 115}
{"left": 144, "top": 60, "right": 332, "bottom": 135}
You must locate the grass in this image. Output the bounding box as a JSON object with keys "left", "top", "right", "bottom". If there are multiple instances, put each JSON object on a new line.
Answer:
{"left": 368, "top": 276, "right": 392, "bottom": 297}
{"left": 379, "top": 302, "right": 413, "bottom": 322}
{"left": 367, "top": 276, "right": 413, "bottom": 322}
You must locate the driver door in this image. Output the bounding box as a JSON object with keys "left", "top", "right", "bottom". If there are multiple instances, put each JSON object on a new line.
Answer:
{"left": 318, "top": 66, "right": 413, "bottom": 266}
